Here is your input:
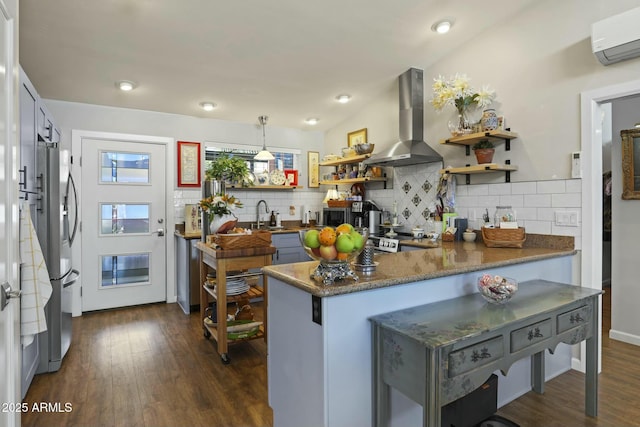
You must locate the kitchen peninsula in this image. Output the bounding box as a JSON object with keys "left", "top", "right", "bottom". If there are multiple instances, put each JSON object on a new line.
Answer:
{"left": 263, "top": 239, "right": 581, "bottom": 427}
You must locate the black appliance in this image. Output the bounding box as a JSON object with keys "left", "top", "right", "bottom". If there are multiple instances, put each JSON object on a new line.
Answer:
{"left": 441, "top": 374, "right": 508, "bottom": 427}
{"left": 322, "top": 207, "right": 352, "bottom": 227}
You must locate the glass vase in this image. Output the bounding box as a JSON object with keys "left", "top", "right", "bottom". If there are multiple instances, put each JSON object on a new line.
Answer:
{"left": 448, "top": 112, "right": 474, "bottom": 137}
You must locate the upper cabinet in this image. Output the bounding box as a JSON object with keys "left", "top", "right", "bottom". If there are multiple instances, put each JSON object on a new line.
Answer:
{"left": 19, "top": 67, "right": 61, "bottom": 204}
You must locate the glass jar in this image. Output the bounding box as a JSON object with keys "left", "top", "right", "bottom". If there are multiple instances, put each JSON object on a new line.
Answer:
{"left": 494, "top": 206, "right": 516, "bottom": 226}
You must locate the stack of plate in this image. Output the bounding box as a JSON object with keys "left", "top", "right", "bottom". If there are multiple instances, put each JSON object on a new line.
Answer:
{"left": 224, "top": 277, "right": 250, "bottom": 295}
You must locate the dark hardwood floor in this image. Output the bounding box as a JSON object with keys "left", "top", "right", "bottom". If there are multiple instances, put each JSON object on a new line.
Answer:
{"left": 23, "top": 285, "right": 640, "bottom": 427}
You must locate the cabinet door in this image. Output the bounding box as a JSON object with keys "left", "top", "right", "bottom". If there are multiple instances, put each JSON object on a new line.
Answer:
{"left": 272, "top": 234, "right": 306, "bottom": 265}
{"left": 19, "top": 80, "right": 37, "bottom": 197}
{"left": 37, "top": 103, "right": 54, "bottom": 141}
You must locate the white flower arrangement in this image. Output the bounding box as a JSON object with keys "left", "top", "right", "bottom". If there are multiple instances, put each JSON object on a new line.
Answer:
{"left": 430, "top": 74, "right": 495, "bottom": 116}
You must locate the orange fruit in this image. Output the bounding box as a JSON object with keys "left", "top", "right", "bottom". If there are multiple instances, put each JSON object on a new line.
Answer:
{"left": 336, "top": 223, "right": 353, "bottom": 235}
{"left": 318, "top": 227, "right": 337, "bottom": 246}
{"left": 336, "top": 252, "right": 350, "bottom": 261}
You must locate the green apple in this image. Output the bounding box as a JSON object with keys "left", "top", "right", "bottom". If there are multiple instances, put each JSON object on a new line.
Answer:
{"left": 335, "top": 233, "right": 355, "bottom": 253}
{"left": 303, "top": 229, "right": 321, "bottom": 248}
{"left": 350, "top": 230, "right": 364, "bottom": 251}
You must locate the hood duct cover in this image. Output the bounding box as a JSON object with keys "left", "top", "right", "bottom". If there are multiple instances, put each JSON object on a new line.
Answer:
{"left": 364, "top": 68, "right": 443, "bottom": 167}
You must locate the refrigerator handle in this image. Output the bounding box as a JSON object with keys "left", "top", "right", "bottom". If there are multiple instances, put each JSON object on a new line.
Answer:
{"left": 66, "top": 172, "right": 79, "bottom": 246}
{"left": 62, "top": 269, "right": 80, "bottom": 288}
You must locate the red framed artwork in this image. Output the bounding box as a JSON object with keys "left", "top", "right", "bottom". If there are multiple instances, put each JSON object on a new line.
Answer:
{"left": 177, "top": 141, "right": 201, "bottom": 187}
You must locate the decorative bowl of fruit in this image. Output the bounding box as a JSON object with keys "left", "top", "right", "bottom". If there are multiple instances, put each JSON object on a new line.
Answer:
{"left": 477, "top": 274, "right": 518, "bottom": 304}
{"left": 299, "top": 224, "right": 369, "bottom": 284}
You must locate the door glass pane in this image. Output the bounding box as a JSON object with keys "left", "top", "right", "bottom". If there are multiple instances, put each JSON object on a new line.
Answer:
{"left": 100, "top": 151, "right": 150, "bottom": 183}
{"left": 101, "top": 254, "right": 150, "bottom": 287}
{"left": 100, "top": 204, "right": 150, "bottom": 234}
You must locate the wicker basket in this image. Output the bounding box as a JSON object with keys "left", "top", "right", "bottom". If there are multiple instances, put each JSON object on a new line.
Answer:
{"left": 442, "top": 233, "right": 455, "bottom": 242}
{"left": 327, "top": 200, "right": 353, "bottom": 208}
{"left": 214, "top": 230, "right": 272, "bottom": 249}
{"left": 481, "top": 227, "right": 526, "bottom": 248}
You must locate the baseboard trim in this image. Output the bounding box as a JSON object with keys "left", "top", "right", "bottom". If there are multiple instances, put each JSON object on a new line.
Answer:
{"left": 609, "top": 329, "right": 640, "bottom": 346}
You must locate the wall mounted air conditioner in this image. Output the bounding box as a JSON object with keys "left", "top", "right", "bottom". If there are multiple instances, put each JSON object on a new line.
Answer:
{"left": 592, "top": 7, "right": 640, "bottom": 65}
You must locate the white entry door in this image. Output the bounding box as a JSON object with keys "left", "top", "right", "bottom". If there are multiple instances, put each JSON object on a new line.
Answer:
{"left": 81, "top": 138, "right": 167, "bottom": 312}
{"left": 0, "top": 1, "right": 19, "bottom": 426}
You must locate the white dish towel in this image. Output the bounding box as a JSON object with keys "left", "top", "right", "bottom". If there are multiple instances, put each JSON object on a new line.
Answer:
{"left": 19, "top": 203, "right": 52, "bottom": 347}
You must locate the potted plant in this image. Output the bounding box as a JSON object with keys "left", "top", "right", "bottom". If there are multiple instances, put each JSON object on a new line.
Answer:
{"left": 205, "top": 154, "right": 252, "bottom": 188}
{"left": 199, "top": 193, "right": 243, "bottom": 234}
{"left": 472, "top": 140, "right": 495, "bottom": 164}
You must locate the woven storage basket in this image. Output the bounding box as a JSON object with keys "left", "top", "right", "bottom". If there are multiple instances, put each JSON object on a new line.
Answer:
{"left": 481, "top": 227, "right": 526, "bottom": 248}
{"left": 327, "top": 200, "right": 353, "bottom": 208}
{"left": 214, "top": 230, "right": 272, "bottom": 249}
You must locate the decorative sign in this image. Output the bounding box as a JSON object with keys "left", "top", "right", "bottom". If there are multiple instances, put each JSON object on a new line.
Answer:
{"left": 347, "top": 128, "right": 367, "bottom": 147}
{"left": 308, "top": 151, "right": 319, "bottom": 188}
{"left": 177, "top": 141, "right": 201, "bottom": 187}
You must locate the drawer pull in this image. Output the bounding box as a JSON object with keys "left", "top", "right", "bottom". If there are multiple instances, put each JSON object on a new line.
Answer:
{"left": 471, "top": 347, "right": 491, "bottom": 362}
{"left": 570, "top": 313, "right": 584, "bottom": 324}
{"left": 527, "top": 327, "right": 544, "bottom": 341}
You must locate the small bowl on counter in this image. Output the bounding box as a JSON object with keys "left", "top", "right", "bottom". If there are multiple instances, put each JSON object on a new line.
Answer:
{"left": 411, "top": 227, "right": 425, "bottom": 239}
{"left": 477, "top": 274, "right": 518, "bottom": 304}
{"left": 463, "top": 231, "right": 477, "bottom": 242}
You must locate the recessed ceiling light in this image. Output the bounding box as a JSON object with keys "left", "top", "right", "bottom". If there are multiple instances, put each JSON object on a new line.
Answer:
{"left": 116, "top": 80, "right": 136, "bottom": 91}
{"left": 200, "top": 102, "right": 217, "bottom": 111}
{"left": 431, "top": 19, "right": 454, "bottom": 34}
{"left": 305, "top": 118, "right": 319, "bottom": 125}
{"left": 336, "top": 94, "right": 351, "bottom": 104}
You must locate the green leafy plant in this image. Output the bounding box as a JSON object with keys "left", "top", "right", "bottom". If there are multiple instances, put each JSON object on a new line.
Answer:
{"left": 472, "top": 140, "right": 495, "bottom": 150}
{"left": 205, "top": 154, "right": 250, "bottom": 184}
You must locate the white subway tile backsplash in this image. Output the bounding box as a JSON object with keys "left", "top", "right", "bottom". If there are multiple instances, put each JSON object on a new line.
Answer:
{"left": 511, "top": 181, "right": 536, "bottom": 194}
{"left": 523, "top": 220, "right": 552, "bottom": 234}
{"left": 488, "top": 183, "right": 512, "bottom": 195}
{"left": 467, "top": 184, "right": 489, "bottom": 196}
{"left": 565, "top": 179, "right": 581, "bottom": 193}
{"left": 514, "top": 207, "right": 537, "bottom": 221}
{"left": 498, "top": 194, "right": 524, "bottom": 208}
{"left": 536, "top": 208, "right": 556, "bottom": 222}
{"left": 551, "top": 193, "right": 581, "bottom": 207}
{"left": 524, "top": 194, "right": 552, "bottom": 207}
{"left": 537, "top": 180, "right": 565, "bottom": 194}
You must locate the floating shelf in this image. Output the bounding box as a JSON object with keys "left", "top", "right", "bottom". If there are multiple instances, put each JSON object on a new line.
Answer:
{"left": 319, "top": 177, "right": 386, "bottom": 185}
{"left": 225, "top": 185, "right": 302, "bottom": 190}
{"left": 440, "top": 129, "right": 519, "bottom": 155}
{"left": 440, "top": 163, "right": 518, "bottom": 184}
{"left": 319, "top": 154, "right": 371, "bottom": 167}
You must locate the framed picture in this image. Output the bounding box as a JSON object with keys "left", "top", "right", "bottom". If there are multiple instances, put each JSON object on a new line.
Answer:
{"left": 177, "top": 141, "right": 201, "bottom": 187}
{"left": 307, "top": 151, "right": 319, "bottom": 188}
{"left": 347, "top": 128, "right": 367, "bottom": 147}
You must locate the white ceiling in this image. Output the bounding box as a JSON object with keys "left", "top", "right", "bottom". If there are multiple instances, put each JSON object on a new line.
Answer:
{"left": 19, "top": 0, "right": 536, "bottom": 131}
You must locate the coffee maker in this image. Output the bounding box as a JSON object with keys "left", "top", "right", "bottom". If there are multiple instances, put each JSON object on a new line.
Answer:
{"left": 363, "top": 200, "right": 383, "bottom": 236}
{"left": 351, "top": 201, "right": 365, "bottom": 228}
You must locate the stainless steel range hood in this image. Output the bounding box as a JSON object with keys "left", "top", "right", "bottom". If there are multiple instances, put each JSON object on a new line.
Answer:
{"left": 364, "top": 68, "right": 443, "bottom": 167}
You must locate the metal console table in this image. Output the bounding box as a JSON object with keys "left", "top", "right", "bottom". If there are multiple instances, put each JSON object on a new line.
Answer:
{"left": 370, "top": 279, "right": 601, "bottom": 427}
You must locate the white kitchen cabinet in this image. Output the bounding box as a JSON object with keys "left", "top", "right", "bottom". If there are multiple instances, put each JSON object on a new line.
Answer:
{"left": 37, "top": 100, "right": 60, "bottom": 142}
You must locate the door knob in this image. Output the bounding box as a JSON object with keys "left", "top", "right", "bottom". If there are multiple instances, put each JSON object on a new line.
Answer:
{"left": 1, "top": 282, "right": 21, "bottom": 311}
{"left": 152, "top": 228, "right": 165, "bottom": 237}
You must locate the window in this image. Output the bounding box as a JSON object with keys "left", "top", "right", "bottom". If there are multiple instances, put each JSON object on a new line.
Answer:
{"left": 100, "top": 151, "right": 150, "bottom": 183}
{"left": 204, "top": 143, "right": 300, "bottom": 176}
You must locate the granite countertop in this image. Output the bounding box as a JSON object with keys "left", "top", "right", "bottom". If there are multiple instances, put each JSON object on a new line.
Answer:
{"left": 262, "top": 240, "right": 576, "bottom": 298}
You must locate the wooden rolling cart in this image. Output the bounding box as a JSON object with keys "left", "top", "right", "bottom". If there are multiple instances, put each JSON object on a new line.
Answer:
{"left": 196, "top": 242, "right": 276, "bottom": 364}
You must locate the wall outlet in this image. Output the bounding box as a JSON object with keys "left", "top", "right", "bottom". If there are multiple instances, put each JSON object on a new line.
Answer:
{"left": 555, "top": 210, "right": 580, "bottom": 227}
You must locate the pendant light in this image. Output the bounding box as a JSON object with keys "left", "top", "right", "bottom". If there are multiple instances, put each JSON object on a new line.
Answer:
{"left": 254, "top": 115, "right": 275, "bottom": 160}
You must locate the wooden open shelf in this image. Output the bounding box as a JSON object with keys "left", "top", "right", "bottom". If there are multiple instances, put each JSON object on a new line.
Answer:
{"left": 225, "top": 185, "right": 302, "bottom": 190}
{"left": 439, "top": 129, "right": 519, "bottom": 147}
{"left": 319, "top": 154, "right": 371, "bottom": 167}
{"left": 319, "top": 177, "right": 386, "bottom": 185}
{"left": 440, "top": 163, "right": 518, "bottom": 175}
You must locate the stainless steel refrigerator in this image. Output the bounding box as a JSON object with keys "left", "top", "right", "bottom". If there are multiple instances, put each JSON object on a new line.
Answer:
{"left": 35, "top": 144, "right": 79, "bottom": 373}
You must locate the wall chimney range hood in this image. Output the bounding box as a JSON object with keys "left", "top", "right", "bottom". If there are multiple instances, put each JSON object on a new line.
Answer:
{"left": 364, "top": 68, "right": 443, "bottom": 167}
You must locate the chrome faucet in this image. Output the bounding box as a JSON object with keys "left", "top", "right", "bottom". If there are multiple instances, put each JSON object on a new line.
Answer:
{"left": 256, "top": 199, "right": 269, "bottom": 229}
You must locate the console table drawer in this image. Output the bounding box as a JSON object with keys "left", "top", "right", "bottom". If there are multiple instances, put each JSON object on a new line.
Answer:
{"left": 448, "top": 336, "right": 503, "bottom": 377}
{"left": 557, "top": 305, "right": 589, "bottom": 333}
{"left": 511, "top": 318, "right": 551, "bottom": 352}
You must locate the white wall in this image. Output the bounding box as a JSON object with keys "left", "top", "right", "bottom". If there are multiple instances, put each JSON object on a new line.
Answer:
{"left": 610, "top": 95, "right": 640, "bottom": 344}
